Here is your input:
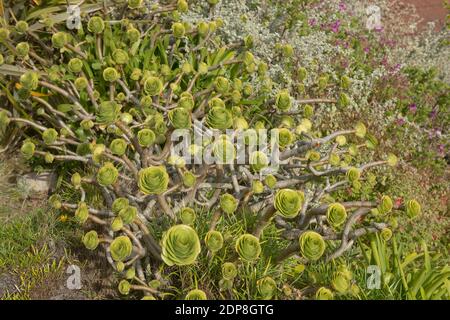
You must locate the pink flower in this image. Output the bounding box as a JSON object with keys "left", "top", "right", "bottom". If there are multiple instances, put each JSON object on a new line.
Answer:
{"left": 339, "top": 2, "right": 347, "bottom": 12}
{"left": 409, "top": 103, "right": 417, "bottom": 113}
{"left": 396, "top": 118, "right": 405, "bottom": 126}
{"left": 331, "top": 20, "right": 341, "bottom": 33}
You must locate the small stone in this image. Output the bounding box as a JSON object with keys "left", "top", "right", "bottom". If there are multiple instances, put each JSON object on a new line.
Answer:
{"left": 17, "top": 171, "right": 57, "bottom": 196}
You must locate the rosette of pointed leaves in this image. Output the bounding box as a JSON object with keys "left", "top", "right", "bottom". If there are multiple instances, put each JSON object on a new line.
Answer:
{"left": 275, "top": 90, "right": 291, "bottom": 111}
{"left": 110, "top": 236, "right": 133, "bottom": 262}
{"left": 138, "top": 166, "right": 169, "bottom": 195}
{"left": 97, "top": 162, "right": 119, "bottom": 186}
{"left": 204, "top": 230, "right": 224, "bottom": 252}
{"left": 144, "top": 76, "right": 163, "bottom": 96}
{"left": 42, "top": 128, "right": 58, "bottom": 145}
{"left": 274, "top": 189, "right": 304, "bottom": 218}
{"left": 206, "top": 106, "right": 233, "bottom": 130}
{"left": 82, "top": 230, "right": 99, "bottom": 250}
{"left": 299, "top": 231, "right": 326, "bottom": 261}
{"left": 257, "top": 276, "right": 277, "bottom": 299}
{"left": 110, "top": 139, "right": 128, "bottom": 156}
{"left": 179, "top": 207, "right": 196, "bottom": 225}
{"left": 326, "top": 203, "right": 347, "bottom": 228}
{"left": 161, "top": 225, "right": 201, "bottom": 266}
{"left": 220, "top": 193, "right": 238, "bottom": 214}
{"left": 406, "top": 199, "right": 421, "bottom": 218}
{"left": 137, "top": 129, "right": 156, "bottom": 147}
{"left": 185, "top": 289, "right": 207, "bottom": 300}
{"left": 315, "top": 287, "right": 334, "bottom": 300}
{"left": 213, "top": 136, "right": 235, "bottom": 163}
{"left": 222, "top": 262, "right": 237, "bottom": 280}
{"left": 87, "top": 16, "right": 105, "bottom": 34}
{"left": 168, "top": 107, "right": 191, "bottom": 129}
{"left": 97, "top": 101, "right": 121, "bottom": 125}
{"left": 119, "top": 205, "right": 137, "bottom": 224}
{"left": 235, "top": 234, "right": 261, "bottom": 262}
{"left": 75, "top": 201, "right": 89, "bottom": 223}
{"left": 250, "top": 151, "right": 269, "bottom": 172}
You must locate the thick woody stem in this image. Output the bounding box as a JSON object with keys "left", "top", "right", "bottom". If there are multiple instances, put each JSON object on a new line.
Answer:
{"left": 252, "top": 204, "right": 276, "bottom": 238}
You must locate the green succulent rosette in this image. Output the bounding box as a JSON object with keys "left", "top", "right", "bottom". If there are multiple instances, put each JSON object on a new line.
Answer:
{"left": 250, "top": 151, "right": 269, "bottom": 172}
{"left": 332, "top": 273, "right": 350, "bottom": 294}
{"left": 222, "top": 262, "right": 237, "bottom": 280}
{"left": 111, "top": 217, "right": 124, "bottom": 232}
{"left": 74, "top": 77, "right": 88, "bottom": 90}
{"left": 20, "top": 71, "right": 39, "bottom": 90}
{"left": 82, "top": 230, "right": 99, "bottom": 250}
{"left": 213, "top": 136, "right": 235, "bottom": 163}
{"left": 326, "top": 203, "right": 347, "bottom": 228}
{"left": 177, "top": 0, "right": 189, "bottom": 12}
{"left": 97, "top": 162, "right": 119, "bottom": 186}
{"left": 75, "top": 202, "right": 89, "bottom": 224}
{"left": 214, "top": 76, "right": 230, "bottom": 94}
{"left": 161, "top": 224, "right": 201, "bottom": 266}
{"left": 378, "top": 195, "right": 393, "bottom": 214}
{"left": 387, "top": 153, "right": 398, "bottom": 167}
{"left": 355, "top": 122, "right": 367, "bottom": 138}
{"left": 144, "top": 76, "right": 163, "bottom": 96}
{"left": 185, "top": 289, "right": 207, "bottom": 300}
{"left": 103, "top": 67, "right": 120, "bottom": 82}
{"left": 208, "top": 97, "right": 225, "bottom": 109}
{"left": 380, "top": 228, "right": 393, "bottom": 241}
{"left": 51, "top": 31, "right": 68, "bottom": 48}
{"left": 118, "top": 279, "right": 131, "bottom": 295}
{"left": 110, "top": 138, "right": 128, "bottom": 156}
{"left": 306, "top": 150, "right": 321, "bottom": 161}
{"left": 299, "top": 231, "right": 326, "bottom": 261}
{"left": 316, "top": 287, "right": 334, "bottom": 300}
{"left": 274, "top": 189, "right": 304, "bottom": 219}
{"left": 71, "top": 172, "right": 82, "bottom": 189}
{"left": 336, "top": 135, "right": 347, "bottom": 146}
{"left": 182, "top": 171, "right": 196, "bottom": 188}
{"left": 168, "top": 107, "right": 191, "bottom": 129}
{"left": 204, "top": 230, "right": 224, "bottom": 252}
{"left": 179, "top": 207, "right": 196, "bottom": 225}
{"left": 112, "top": 197, "right": 129, "bottom": 214}
{"left": 112, "top": 49, "right": 129, "bottom": 65}
{"left": 171, "top": 22, "right": 186, "bottom": 38}
{"left": 21, "top": 141, "right": 35, "bottom": 159}
{"left": 257, "top": 276, "right": 277, "bottom": 299}
{"left": 264, "top": 174, "right": 277, "bottom": 189}
{"left": 275, "top": 90, "right": 291, "bottom": 111}
{"left": 206, "top": 106, "right": 233, "bottom": 130}
{"left": 0, "top": 110, "right": 10, "bottom": 136}
{"left": 87, "top": 16, "right": 105, "bottom": 34}
{"left": 16, "top": 42, "right": 30, "bottom": 57}
{"left": 346, "top": 167, "right": 361, "bottom": 182}
{"left": 252, "top": 180, "right": 264, "bottom": 194}
{"left": 220, "top": 193, "right": 238, "bottom": 214}
{"left": 110, "top": 236, "right": 133, "bottom": 262}
{"left": 138, "top": 166, "right": 169, "bottom": 195}
{"left": 178, "top": 92, "right": 195, "bottom": 110}
{"left": 68, "top": 58, "right": 83, "bottom": 73}
{"left": 329, "top": 153, "right": 340, "bottom": 166}
{"left": 119, "top": 205, "right": 138, "bottom": 224}
{"left": 405, "top": 199, "right": 421, "bottom": 218}
{"left": 235, "top": 234, "right": 261, "bottom": 262}
{"left": 42, "top": 128, "right": 58, "bottom": 145}
{"left": 48, "top": 194, "right": 62, "bottom": 209}
{"left": 137, "top": 129, "right": 156, "bottom": 147}
{"left": 15, "top": 20, "right": 29, "bottom": 33}
{"left": 97, "top": 101, "right": 121, "bottom": 125}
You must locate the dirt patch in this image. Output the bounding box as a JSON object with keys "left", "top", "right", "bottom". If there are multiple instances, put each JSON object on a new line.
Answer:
{"left": 403, "top": 0, "right": 448, "bottom": 29}
{"left": 0, "top": 273, "right": 20, "bottom": 297}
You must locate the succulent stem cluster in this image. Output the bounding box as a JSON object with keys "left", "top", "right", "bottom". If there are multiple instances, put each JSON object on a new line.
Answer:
{"left": 0, "top": 0, "right": 421, "bottom": 299}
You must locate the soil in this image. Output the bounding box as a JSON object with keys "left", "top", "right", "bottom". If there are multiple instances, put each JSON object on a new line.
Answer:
{"left": 404, "top": 0, "right": 448, "bottom": 29}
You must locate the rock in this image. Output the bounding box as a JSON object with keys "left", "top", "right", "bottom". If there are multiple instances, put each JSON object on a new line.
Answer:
{"left": 16, "top": 171, "right": 57, "bottom": 196}
{"left": 0, "top": 273, "right": 20, "bottom": 297}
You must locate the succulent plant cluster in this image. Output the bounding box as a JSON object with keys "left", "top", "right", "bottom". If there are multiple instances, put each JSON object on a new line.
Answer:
{"left": 0, "top": 0, "right": 422, "bottom": 299}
